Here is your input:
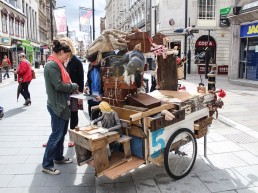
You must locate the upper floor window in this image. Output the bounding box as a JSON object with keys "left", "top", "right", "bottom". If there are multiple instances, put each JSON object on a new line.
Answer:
{"left": 15, "top": 17, "right": 20, "bottom": 36}
{"left": 1, "top": 9, "right": 8, "bottom": 33}
{"left": 9, "top": 15, "right": 14, "bottom": 35}
{"left": 20, "top": 20, "right": 25, "bottom": 38}
{"left": 9, "top": 0, "right": 17, "bottom": 8}
{"left": 198, "top": 0, "right": 216, "bottom": 20}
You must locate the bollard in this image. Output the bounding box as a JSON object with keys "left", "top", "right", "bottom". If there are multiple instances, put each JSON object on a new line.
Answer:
{"left": 0, "top": 67, "right": 2, "bottom": 83}
{"left": 207, "top": 66, "right": 216, "bottom": 91}
{"left": 14, "top": 68, "right": 17, "bottom": 81}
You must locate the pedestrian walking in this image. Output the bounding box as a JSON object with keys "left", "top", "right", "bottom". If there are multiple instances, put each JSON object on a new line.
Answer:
{"left": 60, "top": 37, "right": 84, "bottom": 147}
{"left": 42, "top": 40, "right": 79, "bottom": 175}
{"left": 16, "top": 53, "right": 32, "bottom": 106}
{"left": 1, "top": 55, "right": 12, "bottom": 79}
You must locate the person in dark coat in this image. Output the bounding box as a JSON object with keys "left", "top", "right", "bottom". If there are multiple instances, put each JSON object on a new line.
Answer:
{"left": 66, "top": 55, "right": 84, "bottom": 129}
{"left": 60, "top": 37, "right": 84, "bottom": 147}
{"left": 84, "top": 53, "right": 104, "bottom": 120}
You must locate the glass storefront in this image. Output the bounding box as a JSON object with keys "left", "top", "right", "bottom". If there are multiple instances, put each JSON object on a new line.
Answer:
{"left": 240, "top": 22, "right": 258, "bottom": 81}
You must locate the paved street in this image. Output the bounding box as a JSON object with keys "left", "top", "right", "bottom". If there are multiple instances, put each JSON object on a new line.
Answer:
{"left": 0, "top": 68, "right": 258, "bottom": 193}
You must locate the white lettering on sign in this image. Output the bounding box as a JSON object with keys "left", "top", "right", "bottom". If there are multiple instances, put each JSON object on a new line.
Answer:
{"left": 196, "top": 41, "right": 215, "bottom": 47}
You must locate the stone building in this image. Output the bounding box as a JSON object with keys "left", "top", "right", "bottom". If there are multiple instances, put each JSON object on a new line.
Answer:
{"left": 104, "top": 0, "right": 237, "bottom": 75}
{"left": 0, "top": 0, "right": 40, "bottom": 67}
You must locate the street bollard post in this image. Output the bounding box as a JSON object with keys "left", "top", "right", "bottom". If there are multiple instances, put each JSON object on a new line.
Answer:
{"left": 207, "top": 65, "right": 216, "bottom": 91}
{"left": 14, "top": 68, "right": 17, "bottom": 81}
{"left": 0, "top": 67, "right": 2, "bottom": 83}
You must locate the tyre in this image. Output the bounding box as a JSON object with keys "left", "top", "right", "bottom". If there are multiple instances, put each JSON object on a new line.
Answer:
{"left": 164, "top": 128, "right": 197, "bottom": 180}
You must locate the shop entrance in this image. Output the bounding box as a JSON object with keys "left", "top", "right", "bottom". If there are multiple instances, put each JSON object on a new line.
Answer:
{"left": 195, "top": 35, "right": 216, "bottom": 64}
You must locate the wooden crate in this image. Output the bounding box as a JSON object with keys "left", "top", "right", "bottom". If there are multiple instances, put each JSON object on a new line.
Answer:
{"left": 127, "top": 93, "right": 161, "bottom": 109}
{"left": 194, "top": 116, "right": 213, "bottom": 139}
{"left": 103, "top": 76, "right": 137, "bottom": 89}
{"left": 157, "top": 54, "right": 178, "bottom": 90}
{"left": 126, "top": 32, "right": 151, "bottom": 53}
{"left": 149, "top": 110, "right": 185, "bottom": 132}
{"left": 102, "top": 97, "right": 127, "bottom": 107}
{"left": 104, "top": 88, "right": 137, "bottom": 100}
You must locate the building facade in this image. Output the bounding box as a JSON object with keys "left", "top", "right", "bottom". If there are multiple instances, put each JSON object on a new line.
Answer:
{"left": 0, "top": 0, "right": 40, "bottom": 67}
{"left": 105, "top": 0, "right": 238, "bottom": 75}
{"left": 105, "top": 0, "right": 149, "bottom": 32}
{"left": 153, "top": 0, "right": 235, "bottom": 74}
{"left": 229, "top": 0, "right": 258, "bottom": 86}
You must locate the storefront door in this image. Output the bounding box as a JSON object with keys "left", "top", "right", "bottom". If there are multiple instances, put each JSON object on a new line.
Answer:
{"left": 246, "top": 37, "right": 258, "bottom": 80}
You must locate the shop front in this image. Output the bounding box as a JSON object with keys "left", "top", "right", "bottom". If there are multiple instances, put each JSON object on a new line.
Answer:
{"left": 195, "top": 35, "right": 217, "bottom": 74}
{"left": 239, "top": 22, "right": 258, "bottom": 81}
{"left": 228, "top": 1, "right": 258, "bottom": 86}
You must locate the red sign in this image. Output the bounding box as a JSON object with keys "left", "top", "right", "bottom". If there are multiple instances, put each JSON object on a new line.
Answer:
{"left": 218, "top": 65, "right": 228, "bottom": 74}
{"left": 195, "top": 41, "right": 216, "bottom": 47}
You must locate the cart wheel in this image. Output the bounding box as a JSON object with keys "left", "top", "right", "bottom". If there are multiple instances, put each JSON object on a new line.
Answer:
{"left": 164, "top": 128, "right": 197, "bottom": 180}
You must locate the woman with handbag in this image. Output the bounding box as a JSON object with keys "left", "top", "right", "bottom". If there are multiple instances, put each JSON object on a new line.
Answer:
{"left": 16, "top": 53, "right": 33, "bottom": 106}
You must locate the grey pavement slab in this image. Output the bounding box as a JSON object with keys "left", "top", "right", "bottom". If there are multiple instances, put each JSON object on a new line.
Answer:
{"left": 1, "top": 72, "right": 258, "bottom": 192}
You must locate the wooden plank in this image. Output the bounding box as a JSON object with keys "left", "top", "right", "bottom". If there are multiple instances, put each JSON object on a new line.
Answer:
{"left": 148, "top": 153, "right": 164, "bottom": 167}
{"left": 92, "top": 146, "right": 110, "bottom": 174}
{"left": 74, "top": 145, "right": 92, "bottom": 166}
{"left": 123, "top": 141, "right": 131, "bottom": 158}
{"left": 112, "top": 106, "right": 140, "bottom": 120}
{"left": 116, "top": 135, "right": 131, "bottom": 143}
{"left": 143, "top": 117, "right": 149, "bottom": 163}
{"left": 123, "top": 105, "right": 148, "bottom": 112}
{"left": 129, "top": 103, "right": 174, "bottom": 121}
{"left": 157, "top": 54, "right": 178, "bottom": 90}
{"left": 127, "top": 126, "right": 146, "bottom": 139}
{"left": 103, "top": 156, "right": 145, "bottom": 179}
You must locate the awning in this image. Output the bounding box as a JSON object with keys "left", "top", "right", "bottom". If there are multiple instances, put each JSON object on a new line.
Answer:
{"left": 0, "top": 44, "right": 14, "bottom": 49}
{"left": 228, "top": 9, "right": 258, "bottom": 24}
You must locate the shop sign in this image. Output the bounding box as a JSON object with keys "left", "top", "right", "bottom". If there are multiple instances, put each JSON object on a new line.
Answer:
{"left": 240, "top": 22, "right": 258, "bottom": 37}
{"left": 220, "top": 7, "right": 231, "bottom": 27}
{"left": 218, "top": 65, "right": 228, "bottom": 75}
{"left": 0, "top": 36, "right": 11, "bottom": 45}
{"left": 220, "top": 7, "right": 231, "bottom": 15}
{"left": 195, "top": 41, "right": 216, "bottom": 47}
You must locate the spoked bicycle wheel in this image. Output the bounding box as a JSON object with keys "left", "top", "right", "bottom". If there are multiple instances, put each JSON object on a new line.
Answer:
{"left": 164, "top": 128, "right": 197, "bottom": 180}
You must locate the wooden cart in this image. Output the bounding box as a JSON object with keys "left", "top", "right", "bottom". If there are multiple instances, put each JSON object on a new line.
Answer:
{"left": 69, "top": 90, "right": 215, "bottom": 180}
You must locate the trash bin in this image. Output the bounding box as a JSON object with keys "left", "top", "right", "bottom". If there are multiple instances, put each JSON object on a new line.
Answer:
{"left": 0, "top": 67, "right": 2, "bottom": 83}
{"left": 35, "top": 61, "right": 39, "bottom": 69}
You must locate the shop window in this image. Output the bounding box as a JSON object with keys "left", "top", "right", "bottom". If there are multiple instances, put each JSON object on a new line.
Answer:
{"left": 1, "top": 9, "right": 8, "bottom": 33}
{"left": 20, "top": 21, "right": 25, "bottom": 38}
{"left": 9, "top": 15, "right": 14, "bottom": 35}
{"left": 15, "top": 18, "right": 20, "bottom": 36}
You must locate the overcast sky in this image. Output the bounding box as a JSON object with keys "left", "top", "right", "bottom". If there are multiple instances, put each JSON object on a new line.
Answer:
{"left": 56, "top": 0, "right": 106, "bottom": 38}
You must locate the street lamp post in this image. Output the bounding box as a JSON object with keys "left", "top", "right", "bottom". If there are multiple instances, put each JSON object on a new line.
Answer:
{"left": 92, "top": 0, "right": 95, "bottom": 40}
{"left": 204, "top": 29, "right": 214, "bottom": 79}
{"left": 184, "top": 0, "right": 188, "bottom": 80}
{"left": 152, "top": 5, "right": 158, "bottom": 34}
{"left": 49, "top": 0, "right": 53, "bottom": 42}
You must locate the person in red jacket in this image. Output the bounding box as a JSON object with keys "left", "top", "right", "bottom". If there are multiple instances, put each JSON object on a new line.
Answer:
{"left": 16, "top": 53, "right": 33, "bottom": 106}
{"left": 1, "top": 55, "right": 12, "bottom": 79}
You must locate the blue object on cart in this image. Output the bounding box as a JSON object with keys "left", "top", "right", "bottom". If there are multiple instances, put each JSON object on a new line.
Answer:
{"left": 0, "top": 106, "right": 4, "bottom": 119}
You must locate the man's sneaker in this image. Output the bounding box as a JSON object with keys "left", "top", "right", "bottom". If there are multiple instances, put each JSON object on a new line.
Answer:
{"left": 42, "top": 168, "right": 60, "bottom": 175}
{"left": 54, "top": 158, "right": 73, "bottom": 164}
